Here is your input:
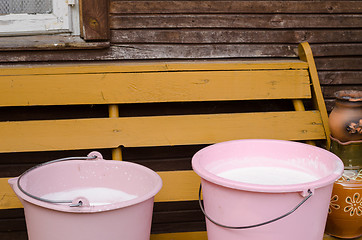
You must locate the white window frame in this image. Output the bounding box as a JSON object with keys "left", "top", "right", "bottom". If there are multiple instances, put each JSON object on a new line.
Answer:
{"left": 0, "top": 0, "right": 80, "bottom": 36}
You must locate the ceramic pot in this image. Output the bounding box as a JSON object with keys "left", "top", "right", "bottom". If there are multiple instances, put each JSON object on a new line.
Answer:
{"left": 326, "top": 137, "right": 362, "bottom": 239}
{"left": 328, "top": 90, "right": 362, "bottom": 142}
{"left": 325, "top": 171, "right": 362, "bottom": 239}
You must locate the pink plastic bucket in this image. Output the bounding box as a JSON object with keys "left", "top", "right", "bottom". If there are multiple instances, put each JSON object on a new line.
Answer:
{"left": 8, "top": 152, "right": 162, "bottom": 240}
{"left": 192, "top": 139, "right": 344, "bottom": 240}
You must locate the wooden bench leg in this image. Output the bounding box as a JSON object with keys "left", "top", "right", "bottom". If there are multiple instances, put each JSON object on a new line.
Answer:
{"left": 109, "top": 104, "right": 123, "bottom": 160}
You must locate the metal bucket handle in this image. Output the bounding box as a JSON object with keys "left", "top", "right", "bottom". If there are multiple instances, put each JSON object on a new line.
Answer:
{"left": 17, "top": 152, "right": 102, "bottom": 207}
{"left": 198, "top": 184, "right": 313, "bottom": 229}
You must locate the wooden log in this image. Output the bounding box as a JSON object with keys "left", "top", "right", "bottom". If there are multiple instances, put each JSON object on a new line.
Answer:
{"left": 310, "top": 43, "right": 362, "bottom": 57}
{"left": 110, "top": 29, "right": 362, "bottom": 43}
{"left": 110, "top": 14, "right": 362, "bottom": 29}
{"left": 318, "top": 71, "right": 362, "bottom": 85}
{"left": 321, "top": 85, "right": 362, "bottom": 98}
{"left": 0, "top": 45, "right": 360, "bottom": 62}
{"left": 315, "top": 57, "right": 362, "bottom": 70}
{"left": 110, "top": 1, "right": 362, "bottom": 14}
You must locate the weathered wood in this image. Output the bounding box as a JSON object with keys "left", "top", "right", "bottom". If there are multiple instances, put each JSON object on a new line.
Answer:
{"left": 322, "top": 85, "right": 362, "bottom": 99}
{"left": 325, "top": 99, "right": 336, "bottom": 113}
{"left": 111, "top": 29, "right": 362, "bottom": 43}
{"left": 0, "top": 44, "right": 299, "bottom": 62}
{"left": 110, "top": 1, "right": 362, "bottom": 14}
{"left": 318, "top": 71, "right": 362, "bottom": 85}
{"left": 0, "top": 35, "right": 110, "bottom": 51}
{"left": 1, "top": 44, "right": 361, "bottom": 62}
{"left": 79, "top": 0, "right": 109, "bottom": 40}
{"left": 110, "top": 14, "right": 362, "bottom": 29}
{"left": 315, "top": 57, "right": 362, "bottom": 70}
{"left": 310, "top": 43, "right": 362, "bottom": 57}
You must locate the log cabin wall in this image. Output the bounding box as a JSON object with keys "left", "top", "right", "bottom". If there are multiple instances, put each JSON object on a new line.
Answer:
{"left": 0, "top": 1, "right": 361, "bottom": 110}
{"left": 0, "top": 1, "right": 361, "bottom": 239}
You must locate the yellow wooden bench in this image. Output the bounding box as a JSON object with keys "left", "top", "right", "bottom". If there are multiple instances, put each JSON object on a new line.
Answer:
{"left": 0, "top": 42, "right": 335, "bottom": 239}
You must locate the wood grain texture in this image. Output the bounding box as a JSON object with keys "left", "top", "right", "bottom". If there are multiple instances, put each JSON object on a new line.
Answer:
{"left": 0, "top": 111, "right": 326, "bottom": 153}
{"left": 111, "top": 29, "right": 362, "bottom": 44}
{"left": 0, "top": 35, "right": 110, "bottom": 51}
{"left": 0, "top": 44, "right": 361, "bottom": 62}
{"left": 322, "top": 85, "right": 362, "bottom": 98}
{"left": 79, "top": 0, "right": 109, "bottom": 40}
{"left": 0, "top": 69, "right": 310, "bottom": 106}
{"left": 299, "top": 42, "right": 331, "bottom": 148}
{"left": 110, "top": 14, "right": 362, "bottom": 29}
{"left": 319, "top": 71, "right": 362, "bottom": 85}
{"left": 316, "top": 57, "right": 362, "bottom": 71}
{"left": 110, "top": 1, "right": 362, "bottom": 14}
{"left": 309, "top": 44, "right": 362, "bottom": 57}
{"left": 0, "top": 60, "right": 308, "bottom": 75}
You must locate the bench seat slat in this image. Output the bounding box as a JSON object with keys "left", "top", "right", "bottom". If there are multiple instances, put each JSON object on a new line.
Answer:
{"left": 155, "top": 171, "right": 200, "bottom": 202}
{"left": 151, "top": 231, "right": 207, "bottom": 240}
{"left": 0, "top": 170, "right": 201, "bottom": 209}
{"left": 151, "top": 232, "right": 335, "bottom": 240}
{"left": 0, "top": 111, "right": 326, "bottom": 153}
{"left": 0, "top": 70, "right": 310, "bottom": 106}
{"left": 0, "top": 61, "right": 308, "bottom": 76}
{"left": 0, "top": 178, "right": 23, "bottom": 209}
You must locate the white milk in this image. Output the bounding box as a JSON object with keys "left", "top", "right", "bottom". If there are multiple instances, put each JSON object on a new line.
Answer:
{"left": 217, "top": 166, "right": 318, "bottom": 185}
{"left": 42, "top": 187, "right": 137, "bottom": 206}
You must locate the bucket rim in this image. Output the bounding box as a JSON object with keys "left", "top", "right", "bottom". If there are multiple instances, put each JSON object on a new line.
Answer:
{"left": 192, "top": 139, "right": 344, "bottom": 193}
{"left": 9, "top": 160, "right": 162, "bottom": 213}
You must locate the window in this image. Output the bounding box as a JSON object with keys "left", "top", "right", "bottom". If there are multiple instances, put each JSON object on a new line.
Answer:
{"left": 0, "top": 0, "right": 80, "bottom": 36}
{"left": 0, "top": 0, "right": 109, "bottom": 51}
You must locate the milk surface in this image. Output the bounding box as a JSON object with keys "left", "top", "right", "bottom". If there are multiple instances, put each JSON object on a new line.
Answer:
{"left": 217, "top": 166, "right": 318, "bottom": 185}
{"left": 42, "top": 187, "right": 137, "bottom": 206}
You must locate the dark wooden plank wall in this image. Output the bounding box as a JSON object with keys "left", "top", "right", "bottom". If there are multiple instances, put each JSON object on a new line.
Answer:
{"left": 1, "top": 1, "right": 361, "bottom": 110}
{"left": 0, "top": 0, "right": 361, "bottom": 238}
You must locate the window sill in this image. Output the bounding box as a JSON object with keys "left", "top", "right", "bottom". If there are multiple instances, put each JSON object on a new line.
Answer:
{"left": 0, "top": 35, "right": 110, "bottom": 51}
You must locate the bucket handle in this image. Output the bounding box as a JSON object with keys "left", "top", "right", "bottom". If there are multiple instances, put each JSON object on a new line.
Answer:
{"left": 17, "top": 153, "right": 101, "bottom": 207}
{"left": 198, "top": 184, "right": 313, "bottom": 229}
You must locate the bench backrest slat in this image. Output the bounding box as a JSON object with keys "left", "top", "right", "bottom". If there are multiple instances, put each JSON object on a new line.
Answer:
{"left": 0, "top": 111, "right": 325, "bottom": 153}
{"left": 0, "top": 61, "right": 308, "bottom": 75}
{"left": 0, "top": 69, "right": 310, "bottom": 106}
